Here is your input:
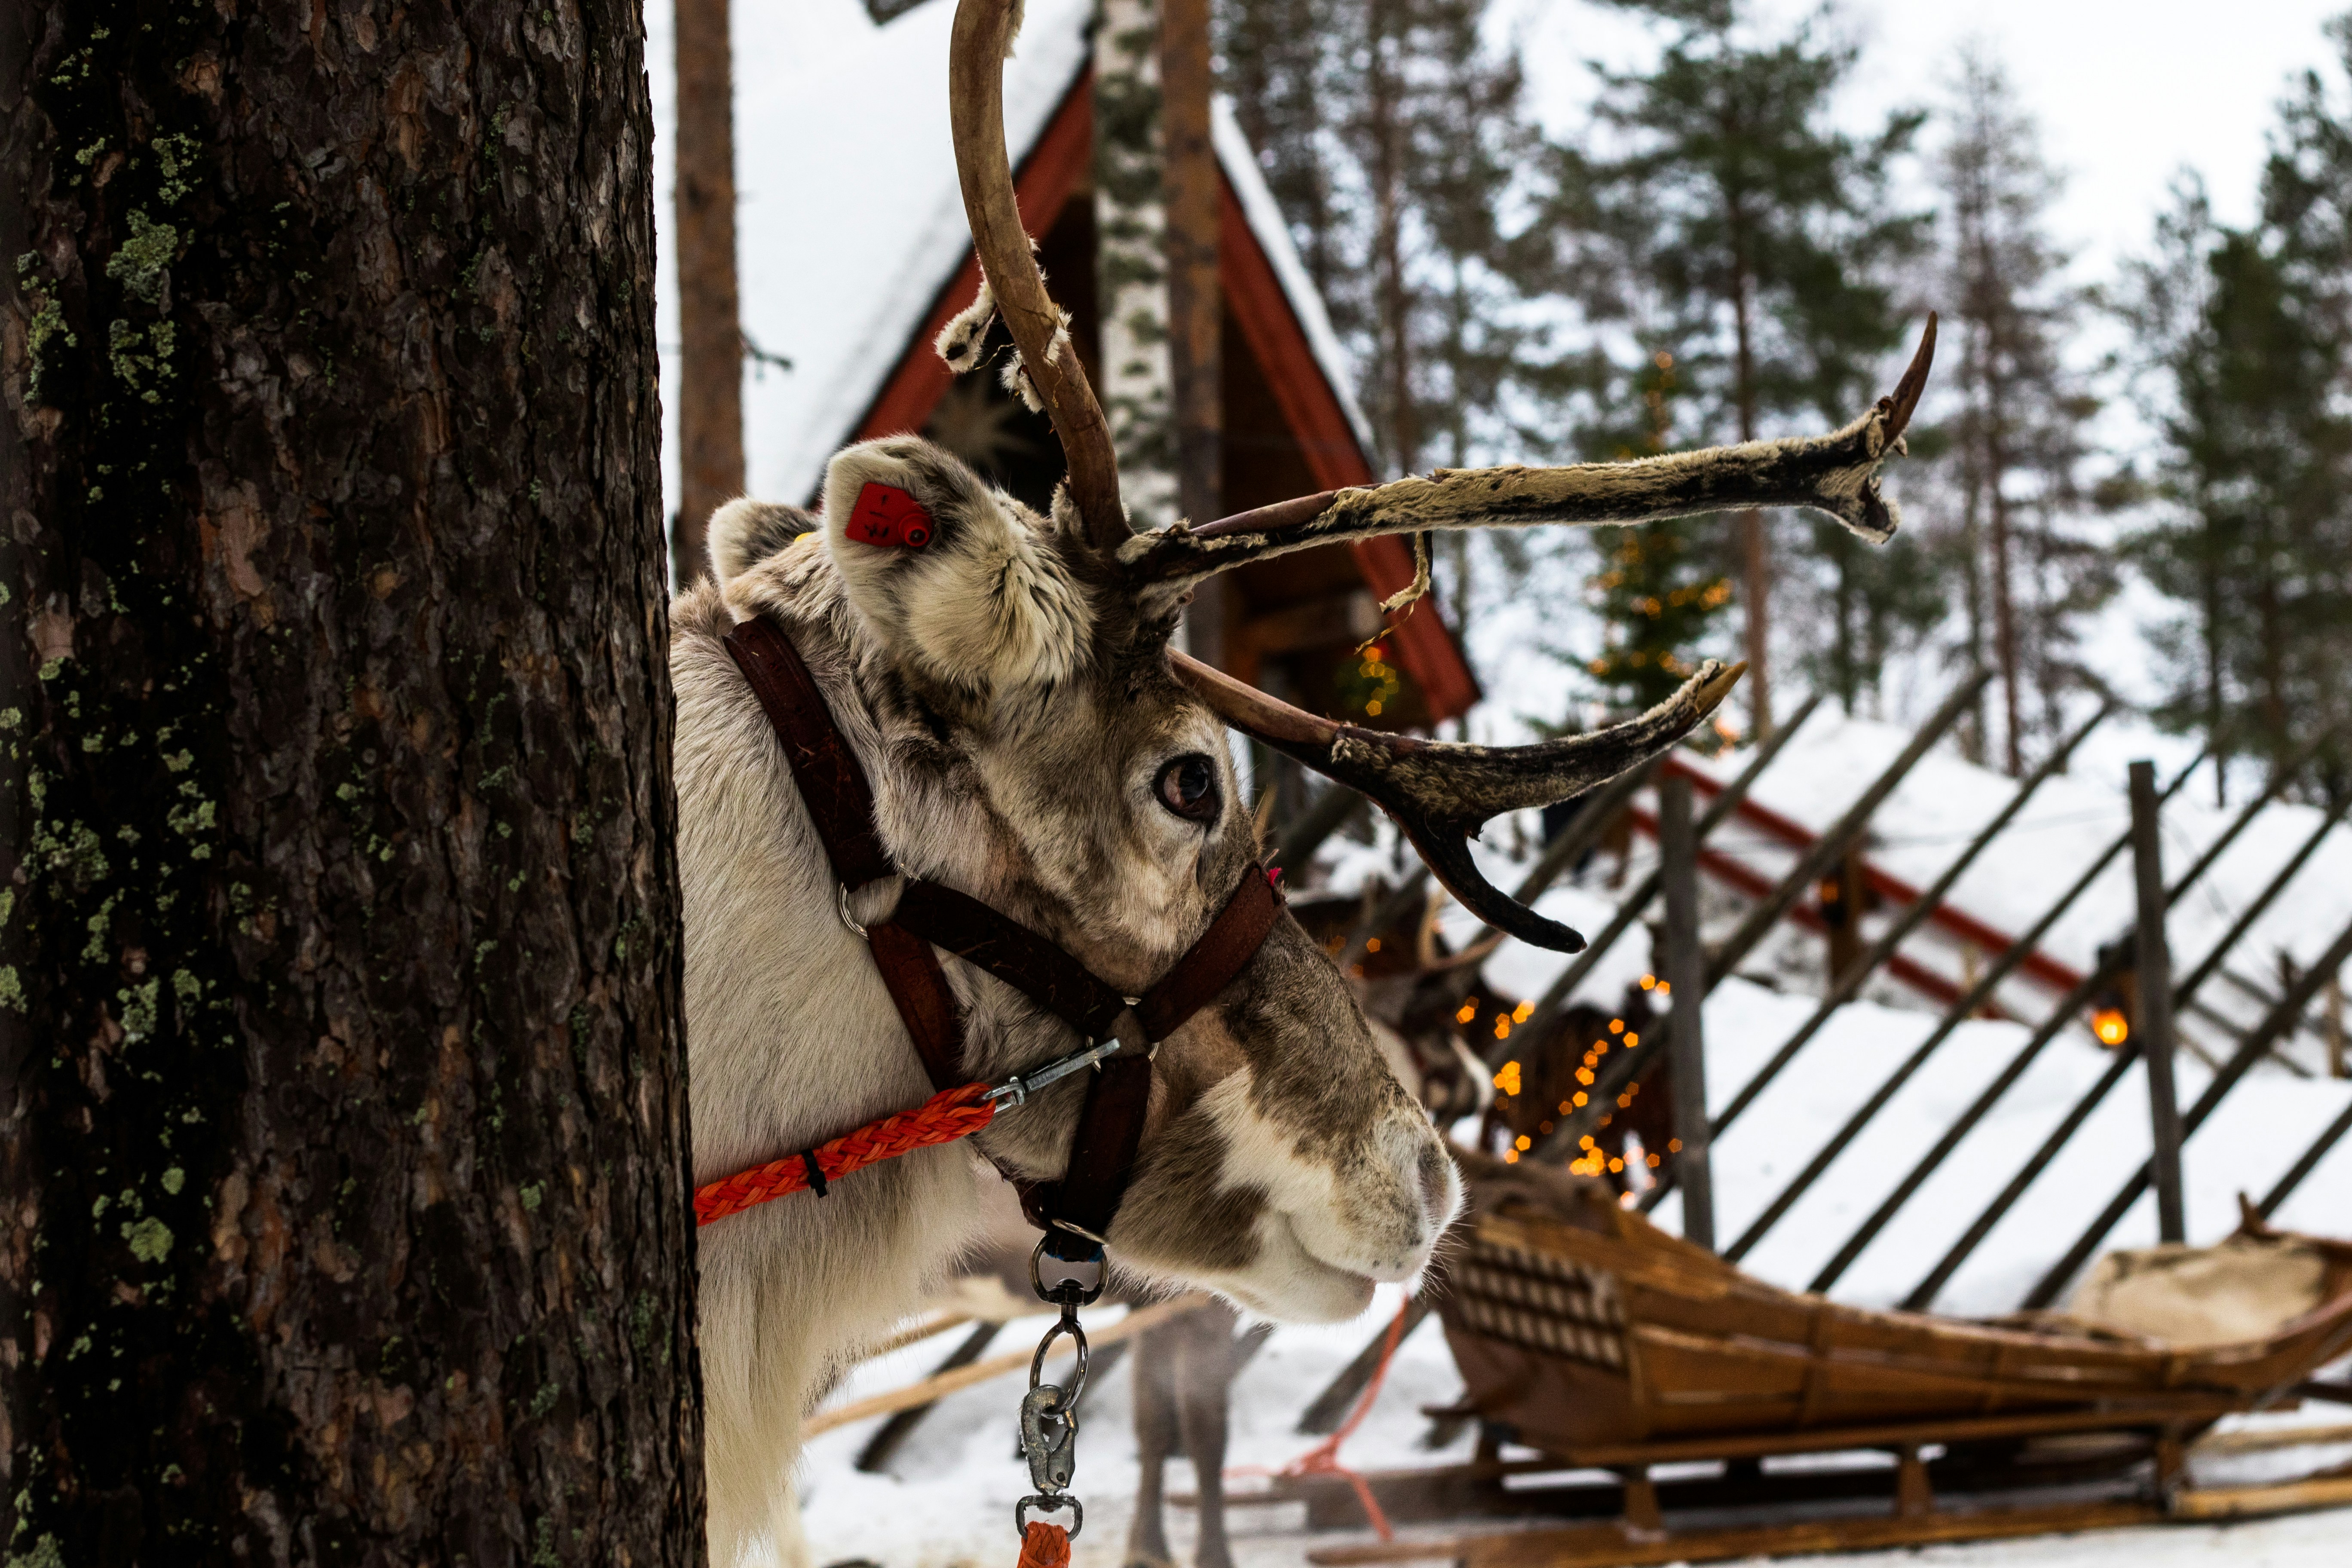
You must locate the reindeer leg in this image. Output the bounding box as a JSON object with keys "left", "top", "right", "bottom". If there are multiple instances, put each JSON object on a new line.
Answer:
{"left": 1176, "top": 1302, "right": 1245, "bottom": 1568}
{"left": 1126, "top": 1320, "right": 1181, "bottom": 1568}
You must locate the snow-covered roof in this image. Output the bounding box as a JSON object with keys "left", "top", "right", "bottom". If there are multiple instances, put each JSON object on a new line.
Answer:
{"left": 650, "top": 0, "right": 1372, "bottom": 519}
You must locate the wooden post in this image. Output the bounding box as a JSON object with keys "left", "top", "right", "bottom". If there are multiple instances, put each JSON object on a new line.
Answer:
{"left": 1661, "top": 773, "right": 1715, "bottom": 1251}
{"left": 1821, "top": 844, "right": 1868, "bottom": 986}
{"left": 2327, "top": 974, "right": 2345, "bottom": 1078}
{"left": 2129, "top": 760, "right": 2187, "bottom": 1243}
{"left": 673, "top": 0, "right": 744, "bottom": 583}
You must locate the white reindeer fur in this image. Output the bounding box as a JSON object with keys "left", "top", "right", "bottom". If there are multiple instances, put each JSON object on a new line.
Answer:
{"left": 680, "top": 439, "right": 1459, "bottom": 1567}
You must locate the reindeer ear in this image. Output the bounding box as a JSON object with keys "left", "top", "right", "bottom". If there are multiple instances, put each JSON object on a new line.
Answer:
{"left": 820, "top": 436, "right": 1092, "bottom": 691}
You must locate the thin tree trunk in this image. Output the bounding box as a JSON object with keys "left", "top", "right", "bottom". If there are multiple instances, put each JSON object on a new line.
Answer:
{"left": 2204, "top": 507, "right": 2228, "bottom": 806}
{"left": 1729, "top": 209, "right": 1770, "bottom": 737}
{"left": 1371, "top": 2, "right": 1415, "bottom": 475}
{"left": 1, "top": 5, "right": 701, "bottom": 1563}
{"left": 1163, "top": 0, "right": 1224, "bottom": 662}
{"left": 675, "top": 0, "right": 745, "bottom": 584}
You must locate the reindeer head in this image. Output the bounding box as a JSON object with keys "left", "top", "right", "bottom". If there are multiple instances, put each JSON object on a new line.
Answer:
{"left": 694, "top": 0, "right": 1927, "bottom": 1324}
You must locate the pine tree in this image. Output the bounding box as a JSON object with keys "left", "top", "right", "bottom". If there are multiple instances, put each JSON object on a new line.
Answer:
{"left": 2126, "top": 182, "right": 2352, "bottom": 802}
{"left": 1558, "top": 1, "right": 1929, "bottom": 734}
{"left": 1931, "top": 49, "right": 2109, "bottom": 772}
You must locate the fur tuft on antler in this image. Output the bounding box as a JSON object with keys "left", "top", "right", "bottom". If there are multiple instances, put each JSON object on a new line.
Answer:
{"left": 1171, "top": 655, "right": 1747, "bottom": 951}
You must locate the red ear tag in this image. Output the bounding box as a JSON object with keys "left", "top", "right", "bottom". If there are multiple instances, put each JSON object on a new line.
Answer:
{"left": 846, "top": 482, "right": 934, "bottom": 550}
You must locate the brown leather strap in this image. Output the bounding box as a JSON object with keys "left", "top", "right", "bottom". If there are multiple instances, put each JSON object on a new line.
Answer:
{"left": 1026, "top": 1054, "right": 1154, "bottom": 1244}
{"left": 724, "top": 617, "right": 968, "bottom": 1091}
{"left": 724, "top": 616, "right": 895, "bottom": 889}
{"left": 892, "top": 880, "right": 1130, "bottom": 1040}
{"left": 1135, "top": 867, "right": 1282, "bottom": 1042}
{"left": 863, "top": 921, "right": 969, "bottom": 1092}
{"left": 722, "top": 610, "right": 1289, "bottom": 1255}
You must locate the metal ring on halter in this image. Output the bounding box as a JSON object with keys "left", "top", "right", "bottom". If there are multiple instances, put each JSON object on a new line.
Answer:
{"left": 1015, "top": 1493, "right": 1082, "bottom": 1540}
{"left": 1027, "top": 1311, "right": 1091, "bottom": 1409}
{"left": 836, "top": 884, "right": 868, "bottom": 938}
{"left": 1028, "top": 1234, "right": 1106, "bottom": 1307}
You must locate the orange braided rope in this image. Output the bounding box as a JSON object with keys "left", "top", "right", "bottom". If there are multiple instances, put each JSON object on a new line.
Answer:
{"left": 1014, "top": 1520, "right": 1070, "bottom": 1568}
{"left": 694, "top": 1081, "right": 998, "bottom": 1225}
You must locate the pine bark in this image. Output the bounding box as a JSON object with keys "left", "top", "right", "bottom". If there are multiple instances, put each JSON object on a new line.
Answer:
{"left": 1, "top": 4, "right": 701, "bottom": 1565}
{"left": 1161, "top": 0, "right": 1223, "bottom": 662}
{"left": 674, "top": 0, "right": 743, "bottom": 585}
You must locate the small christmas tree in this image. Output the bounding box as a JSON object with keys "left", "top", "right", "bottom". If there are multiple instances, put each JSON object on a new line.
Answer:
{"left": 1580, "top": 351, "right": 1733, "bottom": 714}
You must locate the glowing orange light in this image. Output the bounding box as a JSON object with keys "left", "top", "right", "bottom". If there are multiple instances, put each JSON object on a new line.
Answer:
{"left": 1494, "top": 1017, "right": 1512, "bottom": 1039}
{"left": 1667, "top": 1138, "right": 1683, "bottom": 1153}
{"left": 2093, "top": 1008, "right": 2129, "bottom": 1046}
{"left": 1608, "top": 1157, "right": 1625, "bottom": 1173}
{"left": 1559, "top": 1099, "right": 1573, "bottom": 1115}
{"left": 1515, "top": 1135, "right": 1532, "bottom": 1152}
{"left": 1647, "top": 1153, "right": 1662, "bottom": 1168}
{"left": 1610, "top": 1019, "right": 1626, "bottom": 1034}
{"left": 1504, "top": 1149, "right": 1521, "bottom": 1165}
{"left": 1624, "top": 1031, "right": 1639, "bottom": 1048}
{"left": 1640, "top": 974, "right": 1657, "bottom": 991}
{"left": 1656, "top": 981, "right": 1671, "bottom": 995}
{"left": 1365, "top": 937, "right": 1382, "bottom": 954}
{"left": 1576, "top": 1067, "right": 1595, "bottom": 1086}
{"left": 1573, "top": 1091, "right": 1588, "bottom": 1106}
{"left": 1456, "top": 1002, "right": 1478, "bottom": 1024}
{"left": 1513, "top": 1000, "right": 1534, "bottom": 1022}
{"left": 1580, "top": 1135, "right": 1598, "bottom": 1151}
{"left": 1366, "top": 700, "right": 1384, "bottom": 717}
{"left": 1494, "top": 1061, "right": 1522, "bottom": 1096}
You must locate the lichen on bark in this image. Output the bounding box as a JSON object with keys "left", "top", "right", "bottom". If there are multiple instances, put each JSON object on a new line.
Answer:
{"left": 0, "top": 3, "right": 701, "bottom": 1562}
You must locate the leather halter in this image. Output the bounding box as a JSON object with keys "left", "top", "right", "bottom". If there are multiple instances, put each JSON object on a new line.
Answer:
{"left": 723, "top": 614, "right": 1283, "bottom": 1258}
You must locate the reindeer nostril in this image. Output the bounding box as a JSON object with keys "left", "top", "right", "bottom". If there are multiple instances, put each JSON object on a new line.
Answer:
{"left": 1417, "top": 1139, "right": 1455, "bottom": 1232}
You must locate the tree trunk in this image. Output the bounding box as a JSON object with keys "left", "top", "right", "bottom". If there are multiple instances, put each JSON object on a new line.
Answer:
{"left": 1, "top": 6, "right": 701, "bottom": 1565}
{"left": 1097, "top": 0, "right": 1178, "bottom": 530}
{"left": 1162, "top": 0, "right": 1225, "bottom": 664}
{"left": 674, "top": 0, "right": 745, "bottom": 584}
{"left": 1728, "top": 209, "right": 1770, "bottom": 738}
{"left": 1370, "top": 3, "right": 1415, "bottom": 476}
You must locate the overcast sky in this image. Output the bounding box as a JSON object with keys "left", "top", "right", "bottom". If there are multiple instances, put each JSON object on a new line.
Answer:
{"left": 1507, "top": 0, "right": 2352, "bottom": 281}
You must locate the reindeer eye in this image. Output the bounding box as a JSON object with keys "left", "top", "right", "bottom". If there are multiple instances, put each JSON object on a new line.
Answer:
{"left": 1155, "top": 754, "right": 1219, "bottom": 823}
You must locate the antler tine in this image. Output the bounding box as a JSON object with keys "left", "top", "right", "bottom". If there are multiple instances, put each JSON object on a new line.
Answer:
{"left": 1173, "top": 653, "right": 1746, "bottom": 952}
{"left": 947, "top": 0, "right": 1129, "bottom": 550}
{"left": 1124, "top": 316, "right": 1938, "bottom": 589}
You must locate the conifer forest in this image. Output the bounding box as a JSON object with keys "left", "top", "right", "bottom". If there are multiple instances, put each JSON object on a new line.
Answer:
{"left": 1220, "top": 0, "right": 2352, "bottom": 803}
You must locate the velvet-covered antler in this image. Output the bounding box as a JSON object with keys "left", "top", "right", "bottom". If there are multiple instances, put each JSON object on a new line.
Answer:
{"left": 1124, "top": 317, "right": 1936, "bottom": 594}
{"left": 1170, "top": 655, "right": 1746, "bottom": 951}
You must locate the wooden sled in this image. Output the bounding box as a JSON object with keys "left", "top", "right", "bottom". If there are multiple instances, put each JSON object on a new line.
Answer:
{"left": 1298, "top": 1164, "right": 2352, "bottom": 1565}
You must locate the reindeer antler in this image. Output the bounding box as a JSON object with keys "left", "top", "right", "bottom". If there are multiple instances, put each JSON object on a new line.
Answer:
{"left": 1126, "top": 317, "right": 1938, "bottom": 591}
{"left": 1171, "top": 655, "right": 1746, "bottom": 952}
{"left": 941, "top": 8, "right": 1926, "bottom": 951}
{"left": 948, "top": 0, "right": 1130, "bottom": 550}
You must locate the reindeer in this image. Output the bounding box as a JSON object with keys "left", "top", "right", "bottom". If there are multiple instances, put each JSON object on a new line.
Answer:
{"left": 669, "top": 5, "right": 1930, "bottom": 1561}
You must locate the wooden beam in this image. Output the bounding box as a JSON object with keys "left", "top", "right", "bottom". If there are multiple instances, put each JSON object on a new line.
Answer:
{"left": 1660, "top": 774, "right": 1713, "bottom": 1251}
{"left": 802, "top": 1292, "right": 1210, "bottom": 1437}
{"left": 2129, "top": 761, "right": 2188, "bottom": 1243}
{"left": 1305, "top": 1500, "right": 2168, "bottom": 1567}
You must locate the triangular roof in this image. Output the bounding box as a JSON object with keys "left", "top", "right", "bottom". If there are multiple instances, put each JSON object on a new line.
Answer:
{"left": 695, "top": 0, "right": 1476, "bottom": 721}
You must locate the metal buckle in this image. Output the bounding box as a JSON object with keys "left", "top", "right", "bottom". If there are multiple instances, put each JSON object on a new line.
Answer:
{"left": 836, "top": 884, "right": 868, "bottom": 939}
{"left": 1014, "top": 1492, "right": 1081, "bottom": 1540}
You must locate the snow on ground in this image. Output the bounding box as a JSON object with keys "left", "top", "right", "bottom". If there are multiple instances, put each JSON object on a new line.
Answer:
{"left": 799, "top": 729, "right": 2352, "bottom": 1565}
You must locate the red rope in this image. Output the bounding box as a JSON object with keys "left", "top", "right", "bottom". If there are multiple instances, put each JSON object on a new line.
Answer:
{"left": 1233, "top": 1295, "right": 1412, "bottom": 1542}
{"left": 1014, "top": 1521, "right": 1069, "bottom": 1568}
{"left": 694, "top": 1081, "right": 997, "bottom": 1226}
